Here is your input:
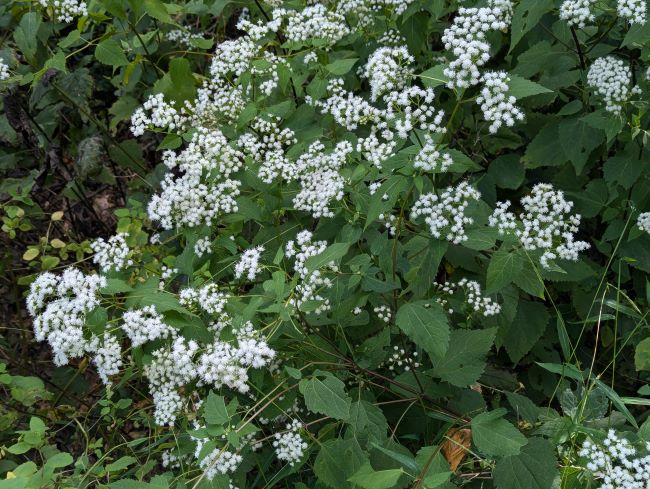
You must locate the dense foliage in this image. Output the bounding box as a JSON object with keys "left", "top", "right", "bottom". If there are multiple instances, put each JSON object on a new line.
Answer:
{"left": 1, "top": 0, "right": 650, "bottom": 488}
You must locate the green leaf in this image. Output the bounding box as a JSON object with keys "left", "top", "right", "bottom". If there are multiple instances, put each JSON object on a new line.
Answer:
{"left": 365, "top": 176, "right": 408, "bottom": 230}
{"left": 395, "top": 302, "right": 449, "bottom": 362}
{"left": 168, "top": 57, "right": 196, "bottom": 103}
{"left": 305, "top": 242, "right": 350, "bottom": 272}
{"left": 143, "top": 0, "right": 172, "bottom": 23}
{"left": 523, "top": 122, "right": 565, "bottom": 169}
{"left": 299, "top": 374, "right": 351, "bottom": 420}
{"left": 325, "top": 58, "right": 358, "bottom": 75}
{"left": 105, "top": 455, "right": 136, "bottom": 472}
{"left": 510, "top": 0, "right": 554, "bottom": 50}
{"left": 418, "top": 65, "right": 448, "bottom": 88}
{"left": 204, "top": 391, "right": 230, "bottom": 425}
{"left": 487, "top": 249, "right": 524, "bottom": 294}
{"left": 471, "top": 409, "right": 527, "bottom": 457}
{"left": 314, "top": 438, "right": 367, "bottom": 489}
{"left": 635, "top": 338, "right": 650, "bottom": 371}
{"left": 14, "top": 12, "right": 41, "bottom": 60}
{"left": 102, "top": 278, "right": 134, "bottom": 294}
{"left": 493, "top": 438, "right": 558, "bottom": 489}
{"left": 559, "top": 119, "right": 604, "bottom": 174}
{"left": 499, "top": 301, "right": 549, "bottom": 364}
{"left": 507, "top": 75, "right": 552, "bottom": 98}
{"left": 348, "top": 463, "right": 403, "bottom": 489}
{"left": 433, "top": 328, "right": 496, "bottom": 387}
{"left": 95, "top": 39, "right": 129, "bottom": 67}
{"left": 603, "top": 151, "right": 647, "bottom": 189}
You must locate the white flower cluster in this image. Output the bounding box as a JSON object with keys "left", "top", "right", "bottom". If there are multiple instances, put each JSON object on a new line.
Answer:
{"left": 587, "top": 57, "right": 633, "bottom": 113}
{"left": 238, "top": 117, "right": 297, "bottom": 184}
{"left": 411, "top": 182, "right": 481, "bottom": 244}
{"left": 309, "top": 79, "right": 381, "bottom": 131}
{"left": 273, "top": 420, "right": 308, "bottom": 466}
{"left": 0, "top": 60, "right": 9, "bottom": 81}
{"left": 148, "top": 128, "right": 244, "bottom": 229}
{"left": 200, "top": 448, "right": 243, "bottom": 480}
{"left": 285, "top": 230, "right": 338, "bottom": 314}
{"left": 559, "top": 0, "right": 596, "bottom": 28}
{"left": 477, "top": 72, "right": 524, "bottom": 134}
{"left": 39, "top": 0, "right": 87, "bottom": 23}
{"left": 434, "top": 278, "right": 501, "bottom": 316}
{"left": 180, "top": 283, "right": 228, "bottom": 316}
{"left": 26, "top": 269, "right": 122, "bottom": 382}
{"left": 384, "top": 346, "right": 420, "bottom": 373}
{"left": 121, "top": 305, "right": 175, "bottom": 347}
{"left": 489, "top": 183, "right": 591, "bottom": 268}
{"left": 130, "top": 93, "right": 187, "bottom": 136}
{"left": 442, "top": 0, "right": 513, "bottom": 89}
{"left": 617, "top": 0, "right": 647, "bottom": 24}
{"left": 289, "top": 141, "right": 352, "bottom": 218}
{"left": 167, "top": 29, "right": 206, "bottom": 47}
{"left": 280, "top": 4, "right": 350, "bottom": 47}
{"left": 414, "top": 135, "right": 453, "bottom": 173}
{"left": 90, "top": 233, "right": 133, "bottom": 273}
{"left": 234, "top": 246, "right": 265, "bottom": 281}
{"left": 637, "top": 212, "right": 650, "bottom": 234}
{"left": 362, "top": 46, "right": 414, "bottom": 101}
{"left": 374, "top": 305, "right": 392, "bottom": 323}
{"left": 194, "top": 237, "right": 212, "bottom": 257}
{"left": 378, "top": 212, "right": 397, "bottom": 236}
{"left": 579, "top": 430, "right": 650, "bottom": 489}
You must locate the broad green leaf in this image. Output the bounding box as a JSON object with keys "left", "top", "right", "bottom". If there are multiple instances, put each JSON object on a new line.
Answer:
{"left": 314, "top": 438, "right": 367, "bottom": 489}
{"left": 507, "top": 75, "right": 552, "bottom": 98}
{"left": 395, "top": 302, "right": 449, "bottom": 361}
{"left": 105, "top": 455, "right": 136, "bottom": 472}
{"left": 486, "top": 249, "right": 524, "bottom": 293}
{"left": 14, "top": 12, "right": 41, "bottom": 60}
{"left": 326, "top": 58, "right": 358, "bottom": 75}
{"left": 493, "top": 438, "right": 558, "bottom": 489}
{"left": 348, "top": 463, "right": 403, "bottom": 489}
{"left": 143, "top": 0, "right": 172, "bottom": 23}
{"left": 559, "top": 118, "right": 604, "bottom": 174}
{"left": 204, "top": 392, "right": 229, "bottom": 425}
{"left": 418, "top": 65, "right": 448, "bottom": 88}
{"left": 471, "top": 408, "right": 527, "bottom": 457}
{"left": 168, "top": 57, "right": 196, "bottom": 103}
{"left": 305, "top": 242, "right": 350, "bottom": 272}
{"left": 95, "top": 39, "right": 129, "bottom": 67}
{"left": 499, "top": 301, "right": 549, "bottom": 364}
{"left": 510, "top": 0, "right": 554, "bottom": 50}
{"left": 636, "top": 338, "right": 650, "bottom": 371}
{"left": 433, "top": 328, "right": 496, "bottom": 387}
{"left": 299, "top": 374, "right": 351, "bottom": 420}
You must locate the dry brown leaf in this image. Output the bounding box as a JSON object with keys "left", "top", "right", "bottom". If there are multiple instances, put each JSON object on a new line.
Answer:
{"left": 441, "top": 427, "right": 472, "bottom": 472}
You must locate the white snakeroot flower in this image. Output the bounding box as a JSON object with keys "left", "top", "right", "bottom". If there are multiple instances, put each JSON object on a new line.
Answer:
{"left": 477, "top": 72, "right": 524, "bottom": 134}
{"left": 559, "top": 0, "right": 596, "bottom": 28}
{"left": 579, "top": 430, "right": 650, "bottom": 489}
{"left": 637, "top": 212, "right": 650, "bottom": 234}
{"left": 587, "top": 57, "right": 633, "bottom": 113}
{"left": 362, "top": 46, "right": 414, "bottom": 101}
{"left": 374, "top": 305, "right": 392, "bottom": 323}
{"left": 91, "top": 233, "right": 133, "bottom": 273}
{"left": 145, "top": 337, "right": 199, "bottom": 425}
{"left": 434, "top": 278, "right": 501, "bottom": 316}
{"left": 167, "top": 29, "right": 206, "bottom": 47}
{"left": 311, "top": 78, "right": 381, "bottom": 131}
{"left": 489, "top": 183, "right": 591, "bottom": 269}
{"left": 414, "top": 135, "right": 453, "bottom": 172}
{"left": 194, "top": 237, "right": 212, "bottom": 257}
{"left": 234, "top": 322, "right": 276, "bottom": 368}
{"left": 148, "top": 128, "right": 244, "bottom": 229}
{"left": 617, "top": 0, "right": 647, "bottom": 24}
{"left": 385, "top": 345, "right": 420, "bottom": 373}
{"left": 87, "top": 334, "right": 123, "bottom": 384}
{"left": 199, "top": 448, "right": 243, "bottom": 480}
{"left": 181, "top": 283, "right": 228, "bottom": 316}
{"left": 411, "top": 182, "right": 482, "bottom": 244}
{"left": 234, "top": 246, "right": 264, "bottom": 280}
{"left": 27, "top": 268, "right": 106, "bottom": 367}
{"left": 378, "top": 213, "right": 397, "bottom": 236}
{"left": 0, "top": 60, "right": 9, "bottom": 81}
{"left": 442, "top": 0, "right": 513, "bottom": 89}
{"left": 304, "top": 52, "right": 318, "bottom": 64}
{"left": 281, "top": 4, "right": 350, "bottom": 47}
{"left": 285, "top": 230, "right": 337, "bottom": 314}
{"left": 121, "top": 305, "right": 175, "bottom": 347}
{"left": 273, "top": 420, "right": 308, "bottom": 466}
{"left": 131, "top": 93, "right": 188, "bottom": 136}
{"left": 39, "top": 0, "right": 87, "bottom": 23}
{"left": 289, "top": 140, "right": 353, "bottom": 218}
